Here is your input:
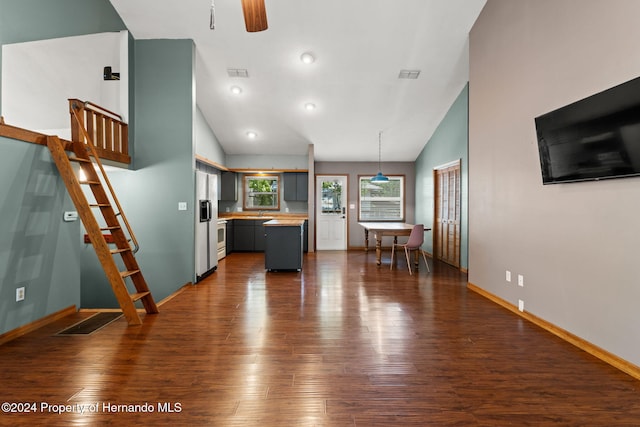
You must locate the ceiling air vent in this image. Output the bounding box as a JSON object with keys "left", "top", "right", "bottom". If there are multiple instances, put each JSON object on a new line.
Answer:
{"left": 398, "top": 69, "right": 421, "bottom": 79}
{"left": 227, "top": 68, "right": 249, "bottom": 78}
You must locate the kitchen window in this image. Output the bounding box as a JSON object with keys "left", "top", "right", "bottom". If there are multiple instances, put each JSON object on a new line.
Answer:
{"left": 244, "top": 175, "right": 280, "bottom": 210}
{"left": 358, "top": 175, "right": 405, "bottom": 221}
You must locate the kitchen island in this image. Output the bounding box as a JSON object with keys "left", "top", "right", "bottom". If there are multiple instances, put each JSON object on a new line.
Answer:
{"left": 219, "top": 213, "right": 308, "bottom": 253}
{"left": 263, "top": 219, "right": 305, "bottom": 271}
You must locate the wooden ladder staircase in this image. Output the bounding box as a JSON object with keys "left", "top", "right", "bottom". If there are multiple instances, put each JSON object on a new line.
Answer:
{"left": 46, "top": 133, "right": 158, "bottom": 326}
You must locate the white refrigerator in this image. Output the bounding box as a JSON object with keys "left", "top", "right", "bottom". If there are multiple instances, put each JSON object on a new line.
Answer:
{"left": 195, "top": 170, "right": 218, "bottom": 281}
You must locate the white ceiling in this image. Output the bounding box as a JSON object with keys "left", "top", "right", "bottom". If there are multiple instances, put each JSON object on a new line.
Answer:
{"left": 108, "top": 0, "right": 486, "bottom": 162}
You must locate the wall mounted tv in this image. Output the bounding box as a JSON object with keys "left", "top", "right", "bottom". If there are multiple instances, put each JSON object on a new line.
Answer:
{"left": 535, "top": 76, "right": 640, "bottom": 184}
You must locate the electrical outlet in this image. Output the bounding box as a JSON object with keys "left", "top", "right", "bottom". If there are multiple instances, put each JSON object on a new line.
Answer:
{"left": 178, "top": 202, "right": 187, "bottom": 211}
{"left": 518, "top": 274, "right": 524, "bottom": 287}
{"left": 518, "top": 299, "right": 524, "bottom": 312}
{"left": 506, "top": 270, "right": 511, "bottom": 282}
{"left": 16, "top": 287, "right": 25, "bottom": 302}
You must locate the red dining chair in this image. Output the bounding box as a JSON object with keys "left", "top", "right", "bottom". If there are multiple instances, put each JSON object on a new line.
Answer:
{"left": 390, "top": 224, "right": 430, "bottom": 275}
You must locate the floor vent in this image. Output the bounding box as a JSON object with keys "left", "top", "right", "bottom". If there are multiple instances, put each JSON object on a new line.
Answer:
{"left": 56, "top": 312, "right": 123, "bottom": 335}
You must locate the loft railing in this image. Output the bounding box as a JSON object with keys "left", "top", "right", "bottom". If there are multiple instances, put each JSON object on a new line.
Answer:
{"left": 68, "top": 101, "right": 139, "bottom": 254}
{"left": 68, "top": 99, "right": 130, "bottom": 164}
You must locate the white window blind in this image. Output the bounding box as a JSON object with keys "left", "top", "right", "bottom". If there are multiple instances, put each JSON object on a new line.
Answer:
{"left": 359, "top": 176, "right": 404, "bottom": 221}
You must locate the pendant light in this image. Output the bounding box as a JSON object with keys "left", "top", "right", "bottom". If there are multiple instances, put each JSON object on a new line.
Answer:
{"left": 371, "top": 131, "right": 389, "bottom": 182}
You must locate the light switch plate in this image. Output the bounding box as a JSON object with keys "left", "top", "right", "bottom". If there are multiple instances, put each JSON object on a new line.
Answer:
{"left": 178, "top": 202, "right": 187, "bottom": 211}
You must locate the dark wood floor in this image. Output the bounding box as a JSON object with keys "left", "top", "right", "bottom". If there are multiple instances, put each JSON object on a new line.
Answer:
{"left": 1, "top": 251, "right": 640, "bottom": 426}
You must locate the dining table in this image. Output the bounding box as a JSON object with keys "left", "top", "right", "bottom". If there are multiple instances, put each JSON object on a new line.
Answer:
{"left": 358, "top": 222, "right": 431, "bottom": 267}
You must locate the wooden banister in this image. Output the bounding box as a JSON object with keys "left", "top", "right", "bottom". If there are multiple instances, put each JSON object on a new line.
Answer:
{"left": 84, "top": 101, "right": 123, "bottom": 121}
{"left": 68, "top": 99, "right": 130, "bottom": 164}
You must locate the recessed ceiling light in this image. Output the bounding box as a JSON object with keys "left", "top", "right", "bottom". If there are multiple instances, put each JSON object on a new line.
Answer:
{"left": 300, "top": 52, "right": 315, "bottom": 64}
{"left": 230, "top": 86, "right": 242, "bottom": 95}
{"left": 304, "top": 103, "right": 316, "bottom": 111}
{"left": 246, "top": 131, "right": 257, "bottom": 139}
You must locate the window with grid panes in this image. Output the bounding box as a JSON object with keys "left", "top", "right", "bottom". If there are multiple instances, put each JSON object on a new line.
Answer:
{"left": 358, "top": 175, "right": 404, "bottom": 221}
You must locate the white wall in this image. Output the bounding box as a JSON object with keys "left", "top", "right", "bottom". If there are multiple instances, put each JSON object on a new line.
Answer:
{"left": 469, "top": 0, "right": 640, "bottom": 366}
{"left": 2, "top": 31, "right": 128, "bottom": 137}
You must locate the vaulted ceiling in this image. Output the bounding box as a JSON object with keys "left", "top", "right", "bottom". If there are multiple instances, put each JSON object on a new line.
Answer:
{"left": 109, "top": 0, "right": 486, "bottom": 161}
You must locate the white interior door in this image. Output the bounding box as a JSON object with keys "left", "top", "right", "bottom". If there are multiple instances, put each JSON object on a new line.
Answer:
{"left": 316, "top": 175, "right": 348, "bottom": 250}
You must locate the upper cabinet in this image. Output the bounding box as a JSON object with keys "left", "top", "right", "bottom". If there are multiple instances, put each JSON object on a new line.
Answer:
{"left": 220, "top": 171, "right": 237, "bottom": 201}
{"left": 283, "top": 172, "right": 308, "bottom": 201}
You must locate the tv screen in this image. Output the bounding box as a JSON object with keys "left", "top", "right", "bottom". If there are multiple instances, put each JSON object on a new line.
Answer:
{"left": 535, "top": 76, "right": 640, "bottom": 184}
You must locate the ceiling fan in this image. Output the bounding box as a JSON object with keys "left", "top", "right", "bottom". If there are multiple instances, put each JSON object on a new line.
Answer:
{"left": 210, "top": 0, "right": 268, "bottom": 32}
{"left": 241, "top": 0, "right": 268, "bottom": 32}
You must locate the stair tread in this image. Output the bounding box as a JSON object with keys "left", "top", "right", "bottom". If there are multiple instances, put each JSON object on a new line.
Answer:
{"left": 68, "top": 157, "right": 92, "bottom": 163}
{"left": 130, "top": 292, "right": 150, "bottom": 302}
{"left": 81, "top": 180, "right": 101, "bottom": 185}
{"left": 120, "top": 269, "right": 140, "bottom": 278}
{"left": 100, "top": 226, "right": 121, "bottom": 230}
{"left": 110, "top": 248, "right": 132, "bottom": 254}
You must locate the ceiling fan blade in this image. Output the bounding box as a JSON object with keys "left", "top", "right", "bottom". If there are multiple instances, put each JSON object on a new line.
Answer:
{"left": 241, "top": 0, "right": 268, "bottom": 32}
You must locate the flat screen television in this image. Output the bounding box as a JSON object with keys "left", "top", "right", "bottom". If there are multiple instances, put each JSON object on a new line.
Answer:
{"left": 535, "top": 76, "right": 640, "bottom": 184}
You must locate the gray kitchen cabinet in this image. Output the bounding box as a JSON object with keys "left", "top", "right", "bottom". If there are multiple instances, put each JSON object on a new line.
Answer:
{"left": 264, "top": 220, "right": 304, "bottom": 271}
{"left": 226, "top": 219, "right": 234, "bottom": 254}
{"left": 232, "top": 219, "right": 269, "bottom": 252}
{"left": 283, "top": 172, "right": 308, "bottom": 201}
{"left": 233, "top": 220, "right": 254, "bottom": 251}
{"left": 232, "top": 218, "right": 306, "bottom": 253}
{"left": 303, "top": 220, "right": 308, "bottom": 252}
{"left": 220, "top": 171, "right": 237, "bottom": 201}
{"left": 254, "top": 220, "right": 268, "bottom": 252}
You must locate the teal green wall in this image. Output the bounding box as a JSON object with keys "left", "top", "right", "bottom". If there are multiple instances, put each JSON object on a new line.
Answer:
{"left": 0, "top": 0, "right": 125, "bottom": 333}
{"left": 81, "top": 39, "right": 196, "bottom": 307}
{"left": 0, "top": 0, "right": 126, "bottom": 114}
{"left": 131, "top": 39, "right": 195, "bottom": 299}
{"left": 415, "top": 84, "right": 469, "bottom": 269}
{"left": 0, "top": 138, "right": 80, "bottom": 334}
{"left": 195, "top": 105, "right": 225, "bottom": 165}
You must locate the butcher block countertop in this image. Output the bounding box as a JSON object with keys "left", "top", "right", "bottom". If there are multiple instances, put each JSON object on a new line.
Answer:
{"left": 263, "top": 219, "right": 306, "bottom": 227}
{"left": 219, "top": 212, "right": 308, "bottom": 221}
